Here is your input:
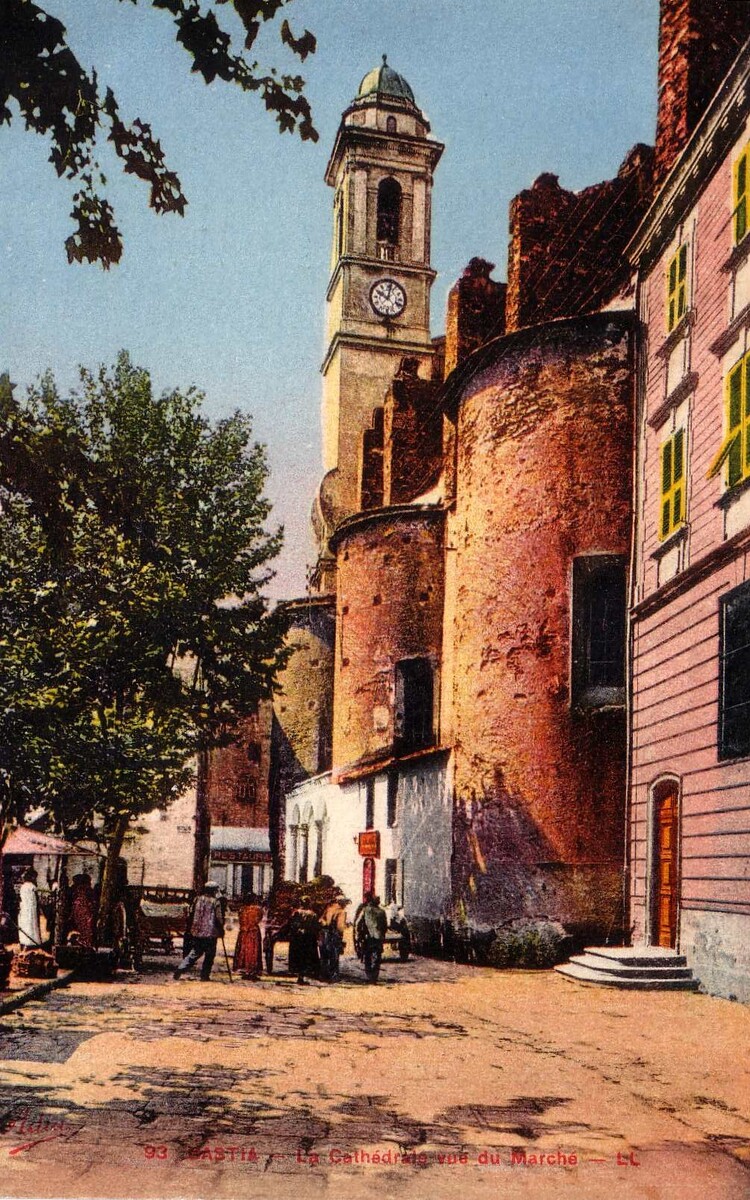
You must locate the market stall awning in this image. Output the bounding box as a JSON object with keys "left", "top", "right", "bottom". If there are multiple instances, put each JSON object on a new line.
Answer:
{"left": 2, "top": 828, "right": 97, "bottom": 857}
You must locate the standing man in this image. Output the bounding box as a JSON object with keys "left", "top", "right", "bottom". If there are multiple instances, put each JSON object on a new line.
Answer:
{"left": 359, "top": 894, "right": 387, "bottom": 984}
{"left": 173, "top": 881, "right": 224, "bottom": 981}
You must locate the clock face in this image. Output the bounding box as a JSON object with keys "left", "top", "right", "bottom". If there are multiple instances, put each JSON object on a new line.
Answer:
{"left": 370, "top": 278, "right": 407, "bottom": 318}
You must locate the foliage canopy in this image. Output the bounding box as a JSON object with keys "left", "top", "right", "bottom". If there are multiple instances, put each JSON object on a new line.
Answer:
{"left": 0, "top": 353, "right": 288, "bottom": 845}
{"left": 0, "top": 0, "right": 318, "bottom": 265}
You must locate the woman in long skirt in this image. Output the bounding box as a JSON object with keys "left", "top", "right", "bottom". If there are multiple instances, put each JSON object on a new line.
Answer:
{"left": 18, "top": 869, "right": 41, "bottom": 947}
{"left": 233, "top": 895, "right": 264, "bottom": 980}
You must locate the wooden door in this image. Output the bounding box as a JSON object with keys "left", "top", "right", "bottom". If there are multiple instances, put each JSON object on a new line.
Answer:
{"left": 655, "top": 786, "right": 679, "bottom": 948}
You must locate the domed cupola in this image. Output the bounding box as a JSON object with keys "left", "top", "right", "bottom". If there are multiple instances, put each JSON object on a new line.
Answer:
{"left": 355, "top": 55, "right": 417, "bottom": 108}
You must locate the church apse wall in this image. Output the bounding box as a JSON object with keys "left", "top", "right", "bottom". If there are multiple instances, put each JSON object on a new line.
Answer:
{"left": 444, "top": 312, "right": 634, "bottom": 945}
{"left": 331, "top": 506, "right": 445, "bottom": 773}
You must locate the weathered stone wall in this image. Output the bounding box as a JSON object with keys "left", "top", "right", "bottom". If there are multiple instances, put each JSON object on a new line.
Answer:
{"left": 445, "top": 312, "right": 634, "bottom": 941}
{"left": 444, "top": 258, "right": 506, "bottom": 376}
{"left": 271, "top": 597, "right": 336, "bottom": 874}
{"left": 332, "top": 507, "right": 445, "bottom": 773}
{"left": 655, "top": 0, "right": 750, "bottom": 184}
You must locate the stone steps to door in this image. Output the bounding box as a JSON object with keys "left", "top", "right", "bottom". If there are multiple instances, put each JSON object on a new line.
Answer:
{"left": 555, "top": 946, "right": 700, "bottom": 991}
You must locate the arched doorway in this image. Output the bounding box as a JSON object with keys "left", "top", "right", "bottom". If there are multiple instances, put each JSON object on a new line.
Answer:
{"left": 362, "top": 857, "right": 375, "bottom": 901}
{"left": 651, "top": 779, "right": 680, "bottom": 948}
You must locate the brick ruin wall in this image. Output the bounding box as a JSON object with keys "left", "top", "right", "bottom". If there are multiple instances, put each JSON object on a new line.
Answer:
{"left": 655, "top": 0, "right": 750, "bottom": 183}
{"left": 206, "top": 704, "right": 273, "bottom": 830}
{"left": 445, "top": 314, "right": 634, "bottom": 939}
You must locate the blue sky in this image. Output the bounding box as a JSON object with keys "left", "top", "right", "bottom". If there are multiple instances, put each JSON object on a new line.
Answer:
{"left": 0, "top": 1, "right": 659, "bottom": 596}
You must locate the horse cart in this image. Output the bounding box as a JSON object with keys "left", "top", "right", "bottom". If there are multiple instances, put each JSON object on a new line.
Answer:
{"left": 120, "top": 886, "right": 193, "bottom": 968}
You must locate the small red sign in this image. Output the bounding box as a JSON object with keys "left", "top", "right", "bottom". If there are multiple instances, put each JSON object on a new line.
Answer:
{"left": 358, "top": 830, "right": 380, "bottom": 858}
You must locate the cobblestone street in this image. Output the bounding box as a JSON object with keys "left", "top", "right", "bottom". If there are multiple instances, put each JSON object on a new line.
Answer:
{"left": 0, "top": 952, "right": 748, "bottom": 1199}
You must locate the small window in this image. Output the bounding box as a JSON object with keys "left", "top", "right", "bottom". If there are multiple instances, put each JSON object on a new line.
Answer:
{"left": 659, "top": 428, "right": 685, "bottom": 540}
{"left": 235, "top": 778, "right": 257, "bottom": 806}
{"left": 666, "top": 243, "right": 688, "bottom": 332}
{"left": 246, "top": 741, "right": 261, "bottom": 764}
{"left": 395, "top": 658, "right": 435, "bottom": 751}
{"left": 708, "top": 353, "right": 750, "bottom": 488}
{"left": 377, "top": 177, "right": 401, "bottom": 246}
{"left": 365, "top": 778, "right": 375, "bottom": 830}
{"left": 719, "top": 581, "right": 750, "bottom": 759}
{"left": 735, "top": 147, "right": 749, "bottom": 245}
{"left": 571, "top": 557, "right": 626, "bottom": 707}
{"left": 387, "top": 772, "right": 398, "bottom": 827}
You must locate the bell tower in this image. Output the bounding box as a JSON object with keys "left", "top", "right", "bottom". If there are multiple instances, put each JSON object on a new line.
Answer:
{"left": 317, "top": 58, "right": 443, "bottom": 545}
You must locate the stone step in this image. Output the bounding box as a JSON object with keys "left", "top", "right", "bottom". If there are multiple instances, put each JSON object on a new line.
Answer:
{"left": 567, "top": 954, "right": 694, "bottom": 980}
{"left": 555, "top": 961, "right": 699, "bottom": 991}
{"left": 583, "top": 945, "right": 688, "bottom": 969}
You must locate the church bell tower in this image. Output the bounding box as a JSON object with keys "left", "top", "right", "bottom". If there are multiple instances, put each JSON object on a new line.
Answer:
{"left": 315, "top": 58, "right": 443, "bottom": 559}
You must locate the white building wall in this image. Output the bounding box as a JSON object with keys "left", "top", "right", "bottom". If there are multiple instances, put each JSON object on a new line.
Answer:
{"left": 285, "top": 755, "right": 451, "bottom": 920}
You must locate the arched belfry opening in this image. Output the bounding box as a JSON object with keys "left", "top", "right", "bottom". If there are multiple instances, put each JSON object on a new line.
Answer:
{"left": 377, "top": 177, "right": 401, "bottom": 252}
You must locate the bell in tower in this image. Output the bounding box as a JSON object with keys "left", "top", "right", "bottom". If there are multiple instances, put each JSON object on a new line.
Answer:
{"left": 313, "top": 57, "right": 444, "bottom": 578}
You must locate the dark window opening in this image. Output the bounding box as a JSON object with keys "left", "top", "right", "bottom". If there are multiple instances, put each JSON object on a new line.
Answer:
{"left": 395, "top": 657, "right": 435, "bottom": 751}
{"left": 377, "top": 177, "right": 401, "bottom": 246}
{"left": 384, "top": 859, "right": 398, "bottom": 905}
{"left": 365, "top": 778, "right": 375, "bottom": 829}
{"left": 571, "top": 556, "right": 626, "bottom": 706}
{"left": 720, "top": 580, "right": 750, "bottom": 759}
{"left": 387, "top": 772, "right": 398, "bottom": 827}
{"left": 386, "top": 116, "right": 397, "bottom": 133}
{"left": 246, "top": 742, "right": 261, "bottom": 764}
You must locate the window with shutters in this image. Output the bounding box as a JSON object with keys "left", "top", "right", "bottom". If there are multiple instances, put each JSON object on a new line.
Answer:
{"left": 735, "top": 146, "right": 750, "bottom": 245}
{"left": 666, "top": 243, "right": 688, "bottom": 332}
{"left": 571, "top": 556, "right": 627, "bottom": 708}
{"left": 719, "top": 580, "right": 750, "bottom": 760}
{"left": 659, "top": 428, "right": 686, "bottom": 540}
{"left": 707, "top": 352, "right": 750, "bottom": 489}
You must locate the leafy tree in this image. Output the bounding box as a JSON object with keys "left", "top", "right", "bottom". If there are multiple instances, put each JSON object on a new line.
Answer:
{"left": 0, "top": 0, "right": 318, "bottom": 266}
{"left": 0, "top": 355, "right": 289, "bottom": 923}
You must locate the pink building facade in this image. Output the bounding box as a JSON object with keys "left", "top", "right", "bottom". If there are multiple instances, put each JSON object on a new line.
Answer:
{"left": 629, "top": 40, "right": 750, "bottom": 1001}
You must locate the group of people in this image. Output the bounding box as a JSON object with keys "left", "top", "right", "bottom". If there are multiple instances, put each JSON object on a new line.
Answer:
{"left": 172, "top": 883, "right": 394, "bottom": 986}
{"left": 4, "top": 867, "right": 97, "bottom": 952}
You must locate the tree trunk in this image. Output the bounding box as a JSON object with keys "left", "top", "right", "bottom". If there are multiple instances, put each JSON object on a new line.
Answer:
{"left": 96, "top": 812, "right": 130, "bottom": 944}
{"left": 192, "top": 747, "right": 210, "bottom": 893}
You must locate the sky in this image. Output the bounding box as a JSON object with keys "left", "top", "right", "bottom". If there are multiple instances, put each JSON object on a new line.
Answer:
{"left": 0, "top": 1, "right": 659, "bottom": 597}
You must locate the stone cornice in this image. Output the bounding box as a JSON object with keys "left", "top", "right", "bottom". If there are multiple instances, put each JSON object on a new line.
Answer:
{"left": 329, "top": 502, "right": 444, "bottom": 553}
{"left": 633, "top": 524, "right": 750, "bottom": 620}
{"left": 321, "top": 330, "right": 434, "bottom": 377}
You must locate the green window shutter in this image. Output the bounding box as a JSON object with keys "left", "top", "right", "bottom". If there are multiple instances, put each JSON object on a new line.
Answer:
{"left": 662, "top": 440, "right": 673, "bottom": 495}
{"left": 673, "top": 429, "right": 684, "bottom": 481}
{"left": 678, "top": 245, "right": 687, "bottom": 281}
{"left": 737, "top": 154, "right": 748, "bottom": 242}
{"left": 669, "top": 258, "right": 677, "bottom": 292}
{"left": 745, "top": 424, "right": 750, "bottom": 476}
{"left": 673, "top": 486, "right": 683, "bottom": 527}
{"left": 729, "top": 365, "right": 743, "bottom": 429}
{"left": 661, "top": 499, "right": 671, "bottom": 539}
{"left": 728, "top": 433, "right": 743, "bottom": 487}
